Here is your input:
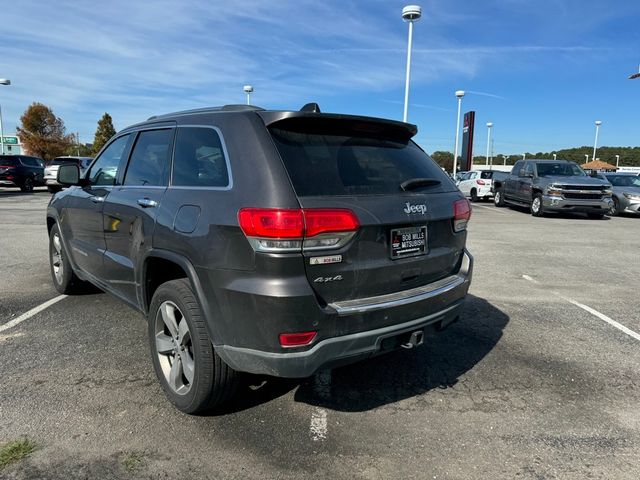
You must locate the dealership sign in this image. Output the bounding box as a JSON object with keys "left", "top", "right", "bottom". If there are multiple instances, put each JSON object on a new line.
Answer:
{"left": 1, "top": 136, "right": 18, "bottom": 144}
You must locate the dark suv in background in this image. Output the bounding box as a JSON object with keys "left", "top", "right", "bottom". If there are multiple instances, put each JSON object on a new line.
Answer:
{"left": 47, "top": 104, "right": 474, "bottom": 413}
{"left": 0, "top": 155, "right": 45, "bottom": 192}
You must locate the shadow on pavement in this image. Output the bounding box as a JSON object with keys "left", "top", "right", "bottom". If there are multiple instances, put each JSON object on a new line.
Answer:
{"left": 215, "top": 294, "right": 508, "bottom": 415}
{"left": 0, "top": 187, "right": 49, "bottom": 198}
{"left": 506, "top": 204, "right": 611, "bottom": 220}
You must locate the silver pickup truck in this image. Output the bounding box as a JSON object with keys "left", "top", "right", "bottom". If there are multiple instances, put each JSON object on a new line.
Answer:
{"left": 493, "top": 159, "right": 613, "bottom": 218}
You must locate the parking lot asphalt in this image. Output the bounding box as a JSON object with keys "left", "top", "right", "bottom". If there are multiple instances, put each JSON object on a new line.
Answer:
{"left": 1, "top": 188, "right": 639, "bottom": 480}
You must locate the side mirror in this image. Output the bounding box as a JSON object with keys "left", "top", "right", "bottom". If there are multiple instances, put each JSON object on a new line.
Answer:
{"left": 57, "top": 164, "right": 80, "bottom": 186}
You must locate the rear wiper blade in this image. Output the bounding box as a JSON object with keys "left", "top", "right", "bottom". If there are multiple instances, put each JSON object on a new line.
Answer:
{"left": 400, "top": 178, "right": 441, "bottom": 191}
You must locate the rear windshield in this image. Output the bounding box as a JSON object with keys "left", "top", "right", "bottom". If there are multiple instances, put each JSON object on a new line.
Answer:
{"left": 269, "top": 124, "right": 451, "bottom": 196}
{"left": 480, "top": 171, "right": 496, "bottom": 179}
{"left": 51, "top": 158, "right": 81, "bottom": 166}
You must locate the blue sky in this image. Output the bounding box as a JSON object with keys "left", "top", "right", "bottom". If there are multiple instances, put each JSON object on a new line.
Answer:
{"left": 0, "top": 0, "right": 639, "bottom": 155}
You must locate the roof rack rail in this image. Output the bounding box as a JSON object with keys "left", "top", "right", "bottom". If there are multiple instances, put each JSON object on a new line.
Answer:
{"left": 147, "top": 104, "right": 264, "bottom": 121}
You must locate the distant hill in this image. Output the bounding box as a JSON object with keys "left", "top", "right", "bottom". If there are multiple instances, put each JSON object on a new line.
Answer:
{"left": 471, "top": 146, "right": 640, "bottom": 167}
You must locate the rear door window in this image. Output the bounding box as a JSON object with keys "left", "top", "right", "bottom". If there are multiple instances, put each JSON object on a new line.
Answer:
{"left": 20, "top": 157, "right": 41, "bottom": 167}
{"left": 269, "top": 122, "right": 451, "bottom": 196}
{"left": 172, "top": 127, "right": 230, "bottom": 187}
{"left": 123, "top": 129, "right": 173, "bottom": 186}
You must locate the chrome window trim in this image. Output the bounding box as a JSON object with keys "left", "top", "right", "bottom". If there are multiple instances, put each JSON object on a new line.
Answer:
{"left": 168, "top": 125, "right": 233, "bottom": 191}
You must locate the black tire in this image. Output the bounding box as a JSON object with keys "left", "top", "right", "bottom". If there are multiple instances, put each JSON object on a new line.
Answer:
{"left": 531, "top": 193, "right": 544, "bottom": 217}
{"left": 47, "top": 185, "right": 62, "bottom": 194}
{"left": 148, "top": 278, "right": 238, "bottom": 414}
{"left": 587, "top": 213, "right": 605, "bottom": 220}
{"left": 470, "top": 189, "right": 478, "bottom": 202}
{"left": 20, "top": 177, "right": 34, "bottom": 193}
{"left": 49, "top": 223, "right": 82, "bottom": 294}
{"left": 608, "top": 197, "right": 619, "bottom": 216}
{"left": 494, "top": 188, "right": 506, "bottom": 207}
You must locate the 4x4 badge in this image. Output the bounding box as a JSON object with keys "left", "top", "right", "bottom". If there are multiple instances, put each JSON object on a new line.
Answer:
{"left": 403, "top": 202, "right": 427, "bottom": 214}
{"left": 314, "top": 275, "right": 343, "bottom": 283}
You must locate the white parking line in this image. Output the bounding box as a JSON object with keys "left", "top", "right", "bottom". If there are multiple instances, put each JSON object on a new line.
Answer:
{"left": 0, "top": 295, "right": 67, "bottom": 333}
{"left": 522, "top": 275, "right": 640, "bottom": 342}
{"left": 310, "top": 370, "right": 331, "bottom": 441}
{"left": 472, "top": 204, "right": 509, "bottom": 214}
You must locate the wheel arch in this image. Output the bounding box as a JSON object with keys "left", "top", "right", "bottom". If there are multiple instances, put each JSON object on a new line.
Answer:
{"left": 140, "top": 250, "right": 222, "bottom": 343}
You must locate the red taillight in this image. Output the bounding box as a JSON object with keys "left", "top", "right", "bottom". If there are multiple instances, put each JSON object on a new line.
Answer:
{"left": 238, "top": 208, "right": 304, "bottom": 238}
{"left": 279, "top": 331, "right": 317, "bottom": 348}
{"left": 238, "top": 208, "right": 359, "bottom": 239}
{"left": 453, "top": 198, "right": 471, "bottom": 232}
{"left": 0, "top": 165, "right": 15, "bottom": 170}
{"left": 303, "top": 209, "right": 359, "bottom": 237}
{"left": 476, "top": 179, "right": 486, "bottom": 185}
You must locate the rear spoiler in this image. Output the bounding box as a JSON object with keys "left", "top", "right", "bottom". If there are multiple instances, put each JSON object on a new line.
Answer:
{"left": 257, "top": 111, "right": 418, "bottom": 141}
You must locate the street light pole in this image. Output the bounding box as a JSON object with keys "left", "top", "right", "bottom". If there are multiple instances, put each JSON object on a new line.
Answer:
{"left": 486, "top": 122, "right": 493, "bottom": 169}
{"left": 584, "top": 154, "right": 589, "bottom": 164}
{"left": 402, "top": 5, "right": 422, "bottom": 123}
{"left": 243, "top": 85, "right": 253, "bottom": 105}
{"left": 0, "top": 78, "right": 10, "bottom": 155}
{"left": 452, "top": 90, "right": 465, "bottom": 177}
{"left": 592, "top": 120, "right": 602, "bottom": 161}
{"left": 522, "top": 153, "right": 526, "bottom": 160}
{"left": 553, "top": 153, "right": 557, "bottom": 160}
{"left": 615, "top": 154, "right": 620, "bottom": 168}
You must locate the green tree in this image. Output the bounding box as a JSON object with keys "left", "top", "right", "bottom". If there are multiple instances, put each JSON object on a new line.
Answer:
{"left": 92, "top": 113, "right": 116, "bottom": 155}
{"left": 430, "top": 151, "right": 454, "bottom": 171}
{"left": 16, "top": 103, "right": 74, "bottom": 161}
{"left": 63, "top": 135, "right": 93, "bottom": 156}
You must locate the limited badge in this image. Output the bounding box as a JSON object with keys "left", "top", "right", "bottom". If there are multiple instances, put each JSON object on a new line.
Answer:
{"left": 309, "top": 255, "right": 342, "bottom": 265}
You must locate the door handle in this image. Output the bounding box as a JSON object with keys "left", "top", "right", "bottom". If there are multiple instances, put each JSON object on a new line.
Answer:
{"left": 137, "top": 198, "right": 158, "bottom": 208}
{"left": 90, "top": 196, "right": 105, "bottom": 203}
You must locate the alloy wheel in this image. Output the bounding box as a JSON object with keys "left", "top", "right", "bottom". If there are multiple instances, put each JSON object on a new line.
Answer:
{"left": 51, "top": 233, "right": 64, "bottom": 284}
{"left": 532, "top": 197, "right": 541, "bottom": 214}
{"left": 154, "top": 301, "right": 195, "bottom": 395}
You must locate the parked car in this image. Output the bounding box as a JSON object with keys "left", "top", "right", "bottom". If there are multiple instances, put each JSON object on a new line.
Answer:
{"left": 0, "top": 155, "right": 45, "bottom": 192}
{"left": 456, "top": 170, "right": 502, "bottom": 202}
{"left": 489, "top": 171, "right": 509, "bottom": 194}
{"left": 47, "top": 103, "right": 474, "bottom": 413}
{"left": 493, "top": 159, "right": 613, "bottom": 218}
{"left": 595, "top": 172, "right": 640, "bottom": 216}
{"left": 44, "top": 156, "right": 93, "bottom": 193}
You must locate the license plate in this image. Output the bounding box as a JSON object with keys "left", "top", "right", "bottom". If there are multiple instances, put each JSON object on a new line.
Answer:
{"left": 390, "top": 226, "right": 427, "bottom": 259}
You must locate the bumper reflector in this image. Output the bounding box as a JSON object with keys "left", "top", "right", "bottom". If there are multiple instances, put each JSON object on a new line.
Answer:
{"left": 279, "top": 331, "right": 317, "bottom": 348}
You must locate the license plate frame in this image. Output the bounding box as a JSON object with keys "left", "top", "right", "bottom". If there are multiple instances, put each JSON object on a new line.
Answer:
{"left": 390, "top": 225, "right": 428, "bottom": 259}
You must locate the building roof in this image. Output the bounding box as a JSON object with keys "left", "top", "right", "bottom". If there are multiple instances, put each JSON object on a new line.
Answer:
{"left": 582, "top": 160, "right": 617, "bottom": 171}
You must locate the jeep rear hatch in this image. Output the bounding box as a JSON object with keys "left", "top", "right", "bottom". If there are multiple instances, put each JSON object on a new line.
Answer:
{"left": 262, "top": 114, "right": 468, "bottom": 305}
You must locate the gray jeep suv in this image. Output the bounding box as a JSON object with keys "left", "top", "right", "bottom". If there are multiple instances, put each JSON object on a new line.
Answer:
{"left": 47, "top": 104, "right": 473, "bottom": 413}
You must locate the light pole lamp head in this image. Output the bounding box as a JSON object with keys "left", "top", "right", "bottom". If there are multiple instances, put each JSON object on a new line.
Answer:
{"left": 402, "top": 5, "right": 422, "bottom": 21}
{"left": 455, "top": 90, "right": 465, "bottom": 98}
{"left": 243, "top": 85, "right": 253, "bottom": 94}
{"left": 0, "top": 79, "right": 10, "bottom": 85}
{"left": 486, "top": 122, "right": 493, "bottom": 128}
{"left": 595, "top": 120, "right": 602, "bottom": 126}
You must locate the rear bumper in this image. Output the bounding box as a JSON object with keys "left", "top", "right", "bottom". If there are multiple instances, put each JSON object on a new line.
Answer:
{"left": 542, "top": 195, "right": 612, "bottom": 212}
{"left": 215, "top": 249, "right": 473, "bottom": 377}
